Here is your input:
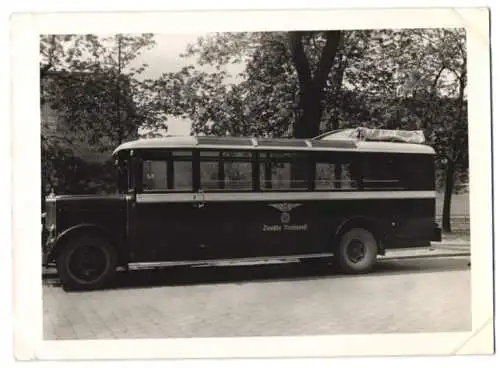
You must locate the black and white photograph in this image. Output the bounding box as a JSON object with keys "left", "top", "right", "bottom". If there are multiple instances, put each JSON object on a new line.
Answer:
{"left": 10, "top": 7, "right": 493, "bottom": 360}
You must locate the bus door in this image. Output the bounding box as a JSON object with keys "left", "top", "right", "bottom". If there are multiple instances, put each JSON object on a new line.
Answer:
{"left": 191, "top": 150, "right": 257, "bottom": 260}
{"left": 133, "top": 151, "right": 202, "bottom": 262}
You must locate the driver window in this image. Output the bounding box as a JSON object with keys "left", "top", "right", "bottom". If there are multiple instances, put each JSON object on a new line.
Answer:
{"left": 115, "top": 157, "right": 130, "bottom": 194}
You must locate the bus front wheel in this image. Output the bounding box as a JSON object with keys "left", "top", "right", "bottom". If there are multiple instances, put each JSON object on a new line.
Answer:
{"left": 56, "top": 234, "right": 117, "bottom": 291}
{"left": 335, "top": 228, "right": 378, "bottom": 274}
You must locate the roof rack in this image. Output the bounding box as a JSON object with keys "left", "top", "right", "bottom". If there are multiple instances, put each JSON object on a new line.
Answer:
{"left": 313, "top": 127, "right": 426, "bottom": 144}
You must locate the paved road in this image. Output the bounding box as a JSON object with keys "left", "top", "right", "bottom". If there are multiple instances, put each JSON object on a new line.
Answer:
{"left": 43, "top": 256, "right": 471, "bottom": 340}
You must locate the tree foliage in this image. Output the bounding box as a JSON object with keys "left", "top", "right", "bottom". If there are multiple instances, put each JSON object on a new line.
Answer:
{"left": 153, "top": 30, "right": 387, "bottom": 137}
{"left": 41, "top": 34, "right": 162, "bottom": 148}
{"left": 154, "top": 31, "right": 345, "bottom": 137}
{"left": 40, "top": 34, "right": 164, "bottom": 197}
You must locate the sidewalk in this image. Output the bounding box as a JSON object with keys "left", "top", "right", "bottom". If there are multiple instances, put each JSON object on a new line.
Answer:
{"left": 381, "top": 239, "right": 470, "bottom": 261}
{"left": 440, "top": 232, "right": 470, "bottom": 246}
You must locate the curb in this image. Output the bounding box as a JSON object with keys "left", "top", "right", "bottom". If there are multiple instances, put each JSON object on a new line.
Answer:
{"left": 380, "top": 251, "right": 470, "bottom": 261}
{"left": 432, "top": 246, "right": 470, "bottom": 252}
{"left": 432, "top": 242, "right": 470, "bottom": 247}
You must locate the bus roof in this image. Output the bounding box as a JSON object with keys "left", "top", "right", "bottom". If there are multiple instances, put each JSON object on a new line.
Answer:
{"left": 112, "top": 135, "right": 436, "bottom": 156}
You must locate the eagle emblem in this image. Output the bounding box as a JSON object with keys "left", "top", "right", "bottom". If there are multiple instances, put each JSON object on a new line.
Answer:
{"left": 268, "top": 203, "right": 302, "bottom": 212}
{"left": 268, "top": 203, "right": 302, "bottom": 224}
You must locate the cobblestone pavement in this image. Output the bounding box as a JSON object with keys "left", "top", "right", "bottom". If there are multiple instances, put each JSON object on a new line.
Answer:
{"left": 43, "top": 257, "right": 471, "bottom": 340}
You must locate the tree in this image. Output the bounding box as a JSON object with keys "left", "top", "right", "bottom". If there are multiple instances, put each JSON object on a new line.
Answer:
{"left": 41, "top": 34, "right": 159, "bottom": 149}
{"left": 421, "top": 29, "right": 467, "bottom": 232}
{"left": 156, "top": 31, "right": 349, "bottom": 139}
{"left": 155, "top": 30, "right": 388, "bottom": 139}
{"left": 40, "top": 34, "right": 163, "bottom": 197}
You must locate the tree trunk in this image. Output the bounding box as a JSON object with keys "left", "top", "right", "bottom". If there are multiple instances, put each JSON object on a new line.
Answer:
{"left": 293, "top": 86, "right": 323, "bottom": 138}
{"left": 442, "top": 159, "right": 456, "bottom": 233}
{"left": 116, "top": 37, "right": 123, "bottom": 145}
{"left": 442, "top": 70, "right": 466, "bottom": 233}
{"left": 288, "top": 31, "right": 342, "bottom": 188}
{"left": 288, "top": 31, "right": 342, "bottom": 139}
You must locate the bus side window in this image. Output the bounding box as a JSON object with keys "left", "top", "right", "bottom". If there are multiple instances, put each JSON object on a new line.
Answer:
{"left": 362, "top": 155, "right": 404, "bottom": 190}
{"left": 143, "top": 160, "right": 168, "bottom": 191}
{"left": 171, "top": 150, "right": 193, "bottom": 191}
{"left": 314, "top": 155, "right": 357, "bottom": 190}
{"left": 315, "top": 163, "right": 355, "bottom": 189}
{"left": 397, "top": 154, "right": 434, "bottom": 191}
{"left": 224, "top": 161, "right": 252, "bottom": 190}
{"left": 223, "top": 151, "right": 252, "bottom": 191}
{"left": 199, "top": 150, "right": 253, "bottom": 191}
{"left": 172, "top": 160, "right": 193, "bottom": 190}
{"left": 200, "top": 160, "right": 220, "bottom": 190}
{"left": 142, "top": 151, "right": 193, "bottom": 192}
{"left": 259, "top": 152, "right": 309, "bottom": 191}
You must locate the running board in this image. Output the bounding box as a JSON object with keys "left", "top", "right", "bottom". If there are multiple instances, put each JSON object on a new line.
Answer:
{"left": 126, "top": 253, "right": 334, "bottom": 271}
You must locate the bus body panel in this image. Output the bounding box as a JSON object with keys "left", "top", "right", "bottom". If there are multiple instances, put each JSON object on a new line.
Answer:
{"left": 129, "top": 194, "right": 438, "bottom": 263}
{"left": 134, "top": 200, "right": 201, "bottom": 262}
{"left": 193, "top": 199, "right": 326, "bottom": 259}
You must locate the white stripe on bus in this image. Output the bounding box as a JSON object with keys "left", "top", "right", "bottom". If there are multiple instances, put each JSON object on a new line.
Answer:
{"left": 127, "top": 253, "right": 334, "bottom": 270}
{"left": 114, "top": 140, "right": 436, "bottom": 155}
{"left": 136, "top": 191, "right": 436, "bottom": 203}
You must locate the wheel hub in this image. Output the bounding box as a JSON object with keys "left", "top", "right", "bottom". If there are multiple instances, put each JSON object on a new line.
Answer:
{"left": 346, "top": 239, "right": 366, "bottom": 263}
{"left": 68, "top": 245, "right": 108, "bottom": 282}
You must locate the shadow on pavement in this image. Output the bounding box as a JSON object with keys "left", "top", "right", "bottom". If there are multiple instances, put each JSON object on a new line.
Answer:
{"left": 43, "top": 256, "right": 470, "bottom": 292}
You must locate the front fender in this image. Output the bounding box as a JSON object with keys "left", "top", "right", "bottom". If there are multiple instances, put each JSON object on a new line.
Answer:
{"left": 46, "top": 223, "right": 118, "bottom": 263}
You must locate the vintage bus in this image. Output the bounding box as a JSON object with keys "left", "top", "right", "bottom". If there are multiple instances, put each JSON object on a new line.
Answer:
{"left": 43, "top": 128, "right": 442, "bottom": 290}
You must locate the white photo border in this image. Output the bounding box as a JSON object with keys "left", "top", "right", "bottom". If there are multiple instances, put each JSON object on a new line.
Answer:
{"left": 10, "top": 7, "right": 493, "bottom": 360}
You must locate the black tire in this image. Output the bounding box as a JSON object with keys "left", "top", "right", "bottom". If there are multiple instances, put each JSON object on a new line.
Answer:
{"left": 56, "top": 234, "right": 117, "bottom": 291}
{"left": 335, "top": 228, "right": 378, "bottom": 274}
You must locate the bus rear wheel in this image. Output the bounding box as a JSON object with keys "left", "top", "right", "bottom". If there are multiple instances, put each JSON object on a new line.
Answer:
{"left": 335, "top": 228, "right": 378, "bottom": 274}
{"left": 56, "top": 234, "right": 117, "bottom": 291}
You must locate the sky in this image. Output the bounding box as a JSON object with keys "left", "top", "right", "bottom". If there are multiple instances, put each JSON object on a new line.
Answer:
{"left": 128, "top": 33, "right": 244, "bottom": 136}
